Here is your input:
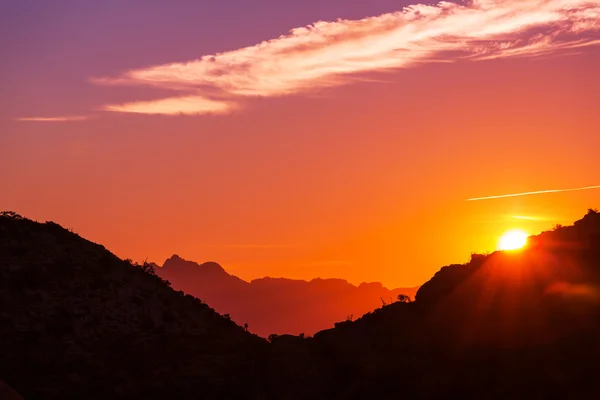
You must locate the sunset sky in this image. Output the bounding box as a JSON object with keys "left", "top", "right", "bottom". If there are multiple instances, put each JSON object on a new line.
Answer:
{"left": 1, "top": 0, "right": 599, "bottom": 287}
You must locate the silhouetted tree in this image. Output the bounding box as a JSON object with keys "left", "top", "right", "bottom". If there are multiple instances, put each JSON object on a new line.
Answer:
{"left": 140, "top": 259, "right": 156, "bottom": 275}
{"left": 268, "top": 333, "right": 279, "bottom": 343}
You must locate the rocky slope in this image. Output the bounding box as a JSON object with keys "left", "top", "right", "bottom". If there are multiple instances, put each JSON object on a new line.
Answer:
{"left": 0, "top": 213, "right": 266, "bottom": 399}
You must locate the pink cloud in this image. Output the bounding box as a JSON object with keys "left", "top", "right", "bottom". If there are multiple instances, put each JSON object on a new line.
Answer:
{"left": 15, "top": 115, "right": 93, "bottom": 122}
{"left": 101, "top": 96, "right": 235, "bottom": 115}
{"left": 96, "top": 0, "right": 600, "bottom": 115}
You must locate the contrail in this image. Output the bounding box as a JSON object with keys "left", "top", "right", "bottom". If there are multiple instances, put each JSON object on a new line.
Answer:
{"left": 467, "top": 185, "right": 600, "bottom": 201}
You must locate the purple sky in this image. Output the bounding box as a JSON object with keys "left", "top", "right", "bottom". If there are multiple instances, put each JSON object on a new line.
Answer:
{"left": 1, "top": 0, "right": 417, "bottom": 119}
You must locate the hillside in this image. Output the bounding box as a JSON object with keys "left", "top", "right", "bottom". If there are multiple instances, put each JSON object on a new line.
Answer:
{"left": 2, "top": 209, "right": 600, "bottom": 399}
{"left": 157, "top": 255, "right": 418, "bottom": 337}
{"left": 263, "top": 209, "right": 600, "bottom": 398}
{"left": 0, "top": 212, "right": 266, "bottom": 399}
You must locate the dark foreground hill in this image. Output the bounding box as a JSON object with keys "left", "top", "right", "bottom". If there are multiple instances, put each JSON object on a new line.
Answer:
{"left": 157, "top": 255, "right": 418, "bottom": 337}
{"left": 0, "top": 212, "right": 266, "bottom": 399}
{"left": 2, "top": 209, "right": 600, "bottom": 399}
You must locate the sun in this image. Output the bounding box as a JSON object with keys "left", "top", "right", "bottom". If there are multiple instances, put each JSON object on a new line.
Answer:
{"left": 498, "top": 229, "right": 528, "bottom": 251}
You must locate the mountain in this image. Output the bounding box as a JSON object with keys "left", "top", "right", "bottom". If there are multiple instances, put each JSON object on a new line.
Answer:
{"left": 157, "top": 255, "right": 418, "bottom": 337}
{"left": 0, "top": 212, "right": 266, "bottom": 399}
{"left": 2, "top": 209, "right": 600, "bottom": 399}
{"left": 262, "top": 209, "right": 600, "bottom": 398}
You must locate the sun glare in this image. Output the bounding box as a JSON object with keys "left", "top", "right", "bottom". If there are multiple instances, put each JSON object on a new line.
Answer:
{"left": 498, "top": 229, "right": 528, "bottom": 251}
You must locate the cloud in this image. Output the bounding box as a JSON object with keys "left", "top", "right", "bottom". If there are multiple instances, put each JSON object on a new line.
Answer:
{"left": 94, "top": 0, "right": 600, "bottom": 115}
{"left": 15, "top": 115, "right": 93, "bottom": 122}
{"left": 511, "top": 215, "right": 551, "bottom": 221}
{"left": 207, "top": 244, "right": 292, "bottom": 249}
{"left": 470, "top": 214, "right": 556, "bottom": 223}
{"left": 101, "top": 96, "right": 235, "bottom": 115}
{"left": 301, "top": 260, "right": 352, "bottom": 268}
{"left": 467, "top": 185, "right": 600, "bottom": 201}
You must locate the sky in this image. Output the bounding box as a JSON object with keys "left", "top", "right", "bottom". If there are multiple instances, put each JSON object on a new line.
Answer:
{"left": 1, "top": 0, "right": 599, "bottom": 287}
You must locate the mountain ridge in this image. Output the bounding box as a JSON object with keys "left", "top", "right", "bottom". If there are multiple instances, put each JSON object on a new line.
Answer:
{"left": 2, "top": 209, "right": 600, "bottom": 398}
{"left": 0, "top": 212, "right": 266, "bottom": 399}
{"left": 156, "top": 255, "right": 418, "bottom": 336}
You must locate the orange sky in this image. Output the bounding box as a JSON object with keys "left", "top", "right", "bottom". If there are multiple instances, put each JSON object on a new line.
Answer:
{"left": 1, "top": 1, "right": 599, "bottom": 288}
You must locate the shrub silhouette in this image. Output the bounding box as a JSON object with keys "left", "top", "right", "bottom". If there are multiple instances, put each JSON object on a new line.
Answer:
{"left": 396, "top": 294, "right": 411, "bottom": 303}
{"left": 140, "top": 260, "right": 156, "bottom": 275}
{"left": 0, "top": 211, "right": 22, "bottom": 219}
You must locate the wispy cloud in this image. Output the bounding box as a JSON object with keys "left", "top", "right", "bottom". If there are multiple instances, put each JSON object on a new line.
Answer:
{"left": 468, "top": 185, "right": 600, "bottom": 201}
{"left": 101, "top": 96, "right": 235, "bottom": 115}
{"left": 301, "top": 260, "right": 352, "bottom": 268}
{"left": 207, "top": 244, "right": 292, "bottom": 249}
{"left": 511, "top": 215, "right": 545, "bottom": 221}
{"left": 15, "top": 115, "right": 93, "bottom": 122}
{"left": 94, "top": 0, "right": 600, "bottom": 115}
{"left": 470, "top": 214, "right": 556, "bottom": 223}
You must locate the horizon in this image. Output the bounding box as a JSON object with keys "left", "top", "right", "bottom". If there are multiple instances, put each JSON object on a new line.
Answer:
{"left": 158, "top": 252, "right": 422, "bottom": 289}
{"left": 4, "top": 209, "right": 597, "bottom": 290}
{"left": 2, "top": 0, "right": 600, "bottom": 288}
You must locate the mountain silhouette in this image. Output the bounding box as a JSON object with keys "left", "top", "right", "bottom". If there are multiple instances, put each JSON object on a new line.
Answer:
{"left": 157, "top": 255, "right": 418, "bottom": 337}
{"left": 2, "top": 209, "right": 600, "bottom": 399}
{"left": 0, "top": 212, "right": 266, "bottom": 399}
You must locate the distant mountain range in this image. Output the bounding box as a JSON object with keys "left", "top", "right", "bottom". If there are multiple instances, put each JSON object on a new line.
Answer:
{"left": 156, "top": 255, "right": 418, "bottom": 337}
